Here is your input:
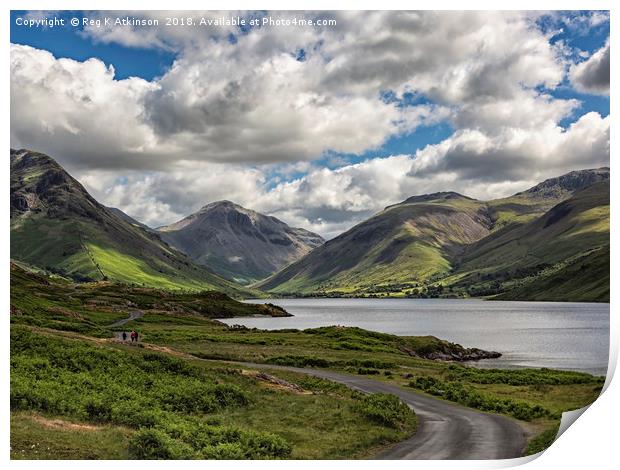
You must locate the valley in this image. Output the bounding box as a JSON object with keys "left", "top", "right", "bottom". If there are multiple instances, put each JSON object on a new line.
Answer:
{"left": 9, "top": 148, "right": 610, "bottom": 460}
{"left": 10, "top": 149, "right": 609, "bottom": 302}
{"left": 10, "top": 264, "right": 604, "bottom": 459}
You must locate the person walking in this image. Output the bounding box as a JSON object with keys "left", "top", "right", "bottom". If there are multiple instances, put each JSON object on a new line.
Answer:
{"left": 134, "top": 331, "right": 139, "bottom": 342}
{"left": 130, "top": 330, "right": 135, "bottom": 343}
{"left": 122, "top": 331, "right": 127, "bottom": 341}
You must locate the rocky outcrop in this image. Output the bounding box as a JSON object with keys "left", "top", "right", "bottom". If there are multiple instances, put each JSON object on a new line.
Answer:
{"left": 400, "top": 341, "right": 501, "bottom": 362}
{"left": 516, "top": 167, "right": 609, "bottom": 200}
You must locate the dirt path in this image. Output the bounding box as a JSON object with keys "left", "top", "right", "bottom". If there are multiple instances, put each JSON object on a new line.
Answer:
{"left": 107, "top": 310, "right": 144, "bottom": 328}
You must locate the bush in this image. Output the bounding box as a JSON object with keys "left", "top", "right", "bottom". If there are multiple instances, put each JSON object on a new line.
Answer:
{"left": 128, "top": 428, "right": 195, "bottom": 459}
{"left": 85, "top": 398, "right": 113, "bottom": 422}
{"left": 408, "top": 376, "right": 555, "bottom": 421}
{"left": 129, "top": 423, "right": 292, "bottom": 459}
{"left": 265, "top": 355, "right": 332, "bottom": 368}
{"left": 445, "top": 365, "right": 603, "bottom": 386}
{"left": 355, "top": 393, "right": 415, "bottom": 429}
{"left": 213, "top": 384, "right": 249, "bottom": 408}
{"left": 201, "top": 443, "right": 246, "bottom": 459}
{"left": 264, "top": 355, "right": 395, "bottom": 370}
{"left": 525, "top": 425, "right": 560, "bottom": 455}
{"left": 11, "top": 326, "right": 294, "bottom": 460}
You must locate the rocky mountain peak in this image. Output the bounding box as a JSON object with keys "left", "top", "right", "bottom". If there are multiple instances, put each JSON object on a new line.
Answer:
{"left": 516, "top": 168, "right": 610, "bottom": 199}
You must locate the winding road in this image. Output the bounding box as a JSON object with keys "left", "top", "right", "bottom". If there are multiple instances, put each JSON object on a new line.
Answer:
{"left": 103, "top": 310, "right": 529, "bottom": 459}
{"left": 239, "top": 362, "right": 528, "bottom": 460}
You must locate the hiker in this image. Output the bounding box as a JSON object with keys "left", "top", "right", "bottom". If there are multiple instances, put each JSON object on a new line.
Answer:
{"left": 122, "top": 331, "right": 127, "bottom": 341}
{"left": 135, "top": 331, "right": 139, "bottom": 342}
{"left": 130, "top": 330, "right": 135, "bottom": 343}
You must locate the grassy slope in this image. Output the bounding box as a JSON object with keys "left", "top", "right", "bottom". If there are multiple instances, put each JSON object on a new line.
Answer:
{"left": 10, "top": 268, "right": 603, "bottom": 458}
{"left": 10, "top": 262, "right": 286, "bottom": 338}
{"left": 258, "top": 181, "right": 609, "bottom": 302}
{"left": 257, "top": 195, "right": 491, "bottom": 294}
{"left": 10, "top": 150, "right": 254, "bottom": 297}
{"left": 450, "top": 182, "right": 610, "bottom": 300}
{"left": 11, "top": 412, "right": 133, "bottom": 460}
{"left": 11, "top": 327, "right": 415, "bottom": 460}
{"left": 10, "top": 268, "right": 417, "bottom": 460}
{"left": 494, "top": 245, "right": 609, "bottom": 302}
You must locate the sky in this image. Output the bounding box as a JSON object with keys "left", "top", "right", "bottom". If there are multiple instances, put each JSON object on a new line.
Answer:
{"left": 10, "top": 10, "right": 610, "bottom": 239}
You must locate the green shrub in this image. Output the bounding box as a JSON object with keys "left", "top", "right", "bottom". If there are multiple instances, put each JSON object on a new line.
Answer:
{"left": 11, "top": 326, "right": 293, "bottom": 460}
{"left": 85, "top": 398, "right": 113, "bottom": 422}
{"left": 129, "top": 423, "right": 292, "bottom": 459}
{"left": 128, "top": 428, "right": 195, "bottom": 459}
{"left": 445, "top": 365, "right": 603, "bottom": 386}
{"left": 213, "top": 384, "right": 249, "bottom": 408}
{"left": 525, "top": 425, "right": 560, "bottom": 455}
{"left": 201, "top": 443, "right": 246, "bottom": 459}
{"left": 408, "top": 376, "right": 556, "bottom": 421}
{"left": 354, "top": 393, "right": 415, "bottom": 429}
{"left": 265, "top": 355, "right": 332, "bottom": 368}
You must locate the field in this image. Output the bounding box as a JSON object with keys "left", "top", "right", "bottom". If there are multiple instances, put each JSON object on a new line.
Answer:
{"left": 10, "top": 264, "right": 604, "bottom": 459}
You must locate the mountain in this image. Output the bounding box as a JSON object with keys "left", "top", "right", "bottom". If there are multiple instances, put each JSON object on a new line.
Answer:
{"left": 158, "top": 201, "right": 324, "bottom": 284}
{"left": 451, "top": 181, "right": 609, "bottom": 301}
{"left": 257, "top": 168, "right": 609, "bottom": 301}
{"left": 257, "top": 192, "right": 493, "bottom": 294}
{"left": 105, "top": 206, "right": 155, "bottom": 233}
{"left": 10, "top": 149, "right": 253, "bottom": 296}
{"left": 485, "top": 167, "right": 610, "bottom": 230}
{"left": 514, "top": 167, "right": 610, "bottom": 200}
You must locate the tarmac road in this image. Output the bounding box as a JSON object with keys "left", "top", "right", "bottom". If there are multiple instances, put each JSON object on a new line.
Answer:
{"left": 238, "top": 362, "right": 528, "bottom": 460}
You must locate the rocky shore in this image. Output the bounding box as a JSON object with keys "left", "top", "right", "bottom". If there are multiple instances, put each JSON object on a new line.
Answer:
{"left": 401, "top": 340, "right": 501, "bottom": 362}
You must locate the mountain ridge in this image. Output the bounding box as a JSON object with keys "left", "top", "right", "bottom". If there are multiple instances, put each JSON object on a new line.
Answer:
{"left": 10, "top": 148, "right": 609, "bottom": 301}
{"left": 158, "top": 200, "right": 324, "bottom": 284}
{"left": 257, "top": 168, "right": 609, "bottom": 301}
{"left": 10, "top": 149, "right": 254, "bottom": 296}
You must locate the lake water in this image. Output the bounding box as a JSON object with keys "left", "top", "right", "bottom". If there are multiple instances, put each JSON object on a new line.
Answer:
{"left": 221, "top": 298, "right": 610, "bottom": 375}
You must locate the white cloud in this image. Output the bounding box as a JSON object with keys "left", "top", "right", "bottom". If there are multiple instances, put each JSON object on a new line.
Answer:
{"left": 409, "top": 111, "right": 609, "bottom": 193}
{"left": 12, "top": 11, "right": 571, "bottom": 170}
{"left": 10, "top": 44, "right": 158, "bottom": 171}
{"left": 570, "top": 41, "right": 610, "bottom": 94}
{"left": 77, "top": 161, "right": 266, "bottom": 228}
{"left": 11, "top": 11, "right": 610, "bottom": 239}
{"left": 77, "top": 107, "right": 609, "bottom": 240}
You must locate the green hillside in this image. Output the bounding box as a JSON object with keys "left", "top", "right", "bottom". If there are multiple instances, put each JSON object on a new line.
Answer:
{"left": 9, "top": 265, "right": 603, "bottom": 458}
{"left": 258, "top": 172, "right": 609, "bottom": 301}
{"left": 256, "top": 193, "right": 492, "bottom": 294}
{"left": 494, "top": 245, "right": 609, "bottom": 302}
{"left": 10, "top": 149, "right": 254, "bottom": 297}
{"left": 452, "top": 182, "right": 610, "bottom": 300}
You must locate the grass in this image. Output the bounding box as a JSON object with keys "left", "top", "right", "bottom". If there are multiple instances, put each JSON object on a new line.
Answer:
{"left": 10, "top": 326, "right": 416, "bottom": 459}
{"left": 9, "top": 266, "right": 605, "bottom": 458}
{"left": 105, "top": 311, "right": 604, "bottom": 449}
{"left": 11, "top": 218, "right": 100, "bottom": 281}
{"left": 9, "top": 262, "right": 286, "bottom": 339}
{"left": 11, "top": 412, "right": 132, "bottom": 460}
{"left": 495, "top": 245, "right": 609, "bottom": 302}
{"left": 524, "top": 424, "right": 560, "bottom": 455}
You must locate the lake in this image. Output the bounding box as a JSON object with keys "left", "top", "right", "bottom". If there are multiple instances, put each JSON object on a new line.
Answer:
{"left": 220, "top": 298, "right": 610, "bottom": 375}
